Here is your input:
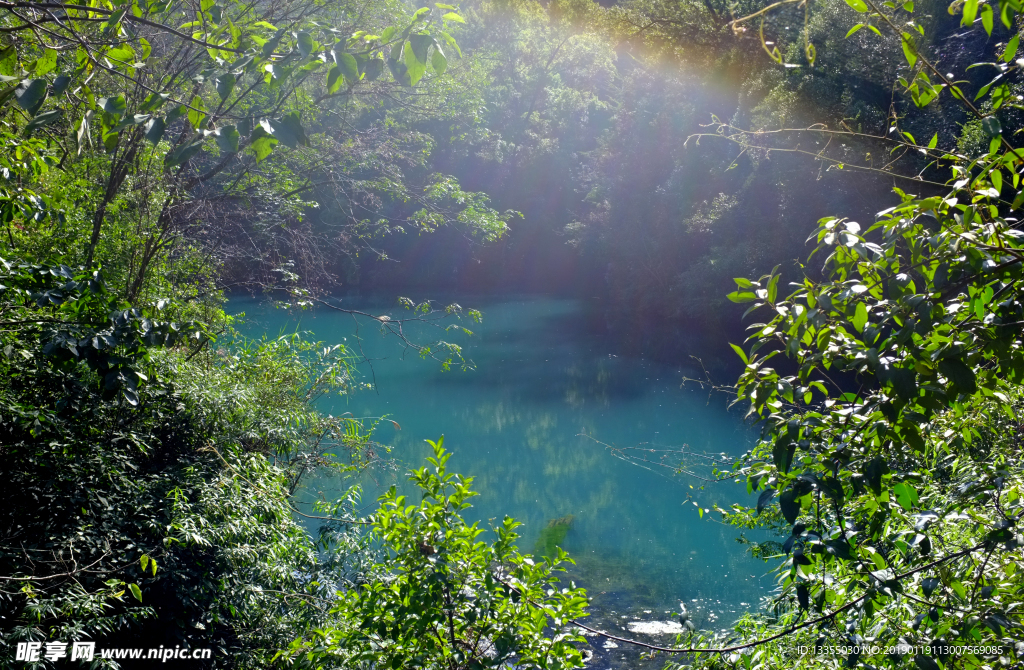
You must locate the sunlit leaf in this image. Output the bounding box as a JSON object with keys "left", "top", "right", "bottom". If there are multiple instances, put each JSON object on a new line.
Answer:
{"left": 1004, "top": 34, "right": 1020, "bottom": 62}
{"left": 326, "top": 64, "right": 344, "bottom": 93}
{"left": 33, "top": 48, "right": 58, "bottom": 76}
{"left": 901, "top": 33, "right": 917, "bottom": 67}
{"left": 338, "top": 52, "right": 359, "bottom": 85}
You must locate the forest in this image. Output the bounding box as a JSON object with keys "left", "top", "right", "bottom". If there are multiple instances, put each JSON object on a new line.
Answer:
{"left": 1, "top": 0, "right": 1023, "bottom": 666}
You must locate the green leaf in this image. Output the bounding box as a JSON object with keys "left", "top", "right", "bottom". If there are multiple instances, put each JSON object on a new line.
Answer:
{"left": 112, "top": 113, "right": 151, "bottom": 132}
{"left": 363, "top": 58, "right": 385, "bottom": 81}
{"left": 164, "top": 140, "right": 204, "bottom": 167}
{"left": 772, "top": 437, "right": 796, "bottom": 474}
{"left": 269, "top": 111, "right": 307, "bottom": 148}
{"left": 981, "top": 4, "right": 993, "bottom": 35}
{"left": 756, "top": 487, "right": 775, "bottom": 514}
{"left": 249, "top": 134, "right": 276, "bottom": 162}
{"left": 388, "top": 57, "right": 412, "bottom": 87}
{"left": 820, "top": 477, "right": 844, "bottom": 505}
{"left": 927, "top": 132, "right": 938, "bottom": 149}
{"left": 1004, "top": 34, "right": 1019, "bottom": 62}
{"left": 893, "top": 481, "right": 919, "bottom": 511}
{"left": 914, "top": 655, "right": 941, "bottom": 670}
{"left": 405, "top": 34, "right": 433, "bottom": 85}
{"left": 729, "top": 343, "right": 748, "bottom": 364}
{"left": 938, "top": 357, "right": 977, "bottom": 394}
{"left": 102, "top": 130, "right": 119, "bottom": 153}
{"left": 962, "top": 0, "right": 978, "bottom": 25}
{"left": 443, "top": 11, "right": 466, "bottom": 23}
{"left": 326, "top": 64, "right": 344, "bottom": 94}
{"left": 262, "top": 28, "right": 286, "bottom": 57}
{"left": 129, "top": 583, "right": 143, "bottom": 602}
{"left": 901, "top": 33, "right": 917, "bottom": 68}
{"left": 165, "top": 104, "right": 186, "bottom": 126}
{"left": 409, "top": 34, "right": 433, "bottom": 65}
{"left": 438, "top": 31, "right": 461, "bottom": 58}
{"left": 215, "top": 124, "right": 239, "bottom": 153}
{"left": 122, "top": 385, "right": 139, "bottom": 407}
{"left": 778, "top": 488, "right": 801, "bottom": 524}
{"left": 431, "top": 48, "right": 447, "bottom": 75}
{"left": 139, "top": 92, "right": 168, "bottom": 112}
{"left": 844, "top": 0, "right": 869, "bottom": 10}
{"left": 889, "top": 367, "right": 918, "bottom": 400}
{"left": 0, "top": 45, "right": 15, "bottom": 76}
{"left": 852, "top": 301, "right": 868, "bottom": 332}
{"left": 24, "top": 109, "right": 62, "bottom": 134}
{"left": 845, "top": 23, "right": 865, "bottom": 37}
{"left": 140, "top": 555, "right": 150, "bottom": 572}
{"left": 106, "top": 44, "right": 135, "bottom": 66}
{"left": 981, "top": 115, "right": 1002, "bottom": 136}
{"left": 49, "top": 75, "right": 72, "bottom": 96}
{"left": 187, "top": 95, "right": 206, "bottom": 129}
{"left": 796, "top": 583, "right": 809, "bottom": 609}
{"left": 216, "top": 72, "right": 235, "bottom": 101}
{"left": 33, "top": 48, "right": 58, "bottom": 76}
{"left": 864, "top": 457, "right": 889, "bottom": 495}
{"left": 15, "top": 79, "right": 48, "bottom": 115}
{"left": 986, "top": 528, "right": 1013, "bottom": 542}
{"left": 766, "top": 274, "right": 779, "bottom": 303}
{"left": 238, "top": 116, "right": 254, "bottom": 138}
{"left": 100, "top": 95, "right": 127, "bottom": 118}
{"left": 338, "top": 52, "right": 359, "bottom": 85}
{"left": 826, "top": 539, "right": 853, "bottom": 560}
{"left": 727, "top": 291, "right": 757, "bottom": 303}
{"left": 297, "top": 31, "right": 314, "bottom": 58}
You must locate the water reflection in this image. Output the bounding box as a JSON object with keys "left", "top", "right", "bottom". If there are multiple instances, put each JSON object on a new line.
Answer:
{"left": 236, "top": 296, "right": 773, "bottom": 668}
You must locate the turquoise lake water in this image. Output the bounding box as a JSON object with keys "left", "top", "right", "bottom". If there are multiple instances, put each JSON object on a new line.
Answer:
{"left": 235, "top": 295, "right": 774, "bottom": 666}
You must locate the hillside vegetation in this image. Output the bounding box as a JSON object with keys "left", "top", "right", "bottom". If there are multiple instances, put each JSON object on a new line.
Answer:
{"left": 2, "top": 0, "right": 1024, "bottom": 667}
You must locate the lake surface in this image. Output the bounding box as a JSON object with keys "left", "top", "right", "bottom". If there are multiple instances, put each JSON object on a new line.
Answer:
{"left": 235, "top": 295, "right": 773, "bottom": 667}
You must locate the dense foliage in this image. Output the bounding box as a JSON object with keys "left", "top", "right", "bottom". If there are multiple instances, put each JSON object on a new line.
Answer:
{"left": 0, "top": 0, "right": 588, "bottom": 666}
{"left": 357, "top": 0, "right": 970, "bottom": 361}
{"left": 0, "top": 259, "right": 586, "bottom": 668}
{"left": 666, "top": 0, "right": 1024, "bottom": 668}
{"left": 4, "top": 0, "right": 1024, "bottom": 665}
